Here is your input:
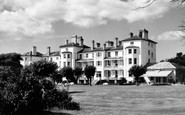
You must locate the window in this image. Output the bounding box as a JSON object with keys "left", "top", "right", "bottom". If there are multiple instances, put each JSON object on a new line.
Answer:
{"left": 64, "top": 62, "right": 66, "bottom": 66}
{"left": 151, "top": 43, "right": 153, "bottom": 47}
{"left": 86, "top": 54, "right": 88, "bottom": 58}
{"left": 134, "top": 49, "right": 137, "bottom": 54}
{"left": 115, "top": 70, "right": 118, "bottom": 78}
{"left": 97, "top": 52, "right": 101, "bottom": 57}
{"left": 96, "top": 71, "right": 101, "bottom": 78}
{"left": 97, "top": 61, "right": 102, "bottom": 66}
{"left": 134, "top": 58, "right": 137, "bottom": 64}
{"left": 50, "top": 57, "right": 53, "bottom": 61}
{"left": 129, "top": 58, "right": 132, "bottom": 64}
{"left": 63, "top": 54, "right": 66, "bottom": 58}
{"left": 79, "top": 54, "right": 82, "bottom": 59}
{"left": 148, "top": 59, "right": 150, "bottom": 63}
{"left": 92, "top": 53, "right": 94, "bottom": 58}
{"left": 130, "top": 42, "right": 134, "bottom": 45}
{"left": 114, "top": 60, "right": 118, "bottom": 66}
{"left": 151, "top": 52, "right": 153, "bottom": 58}
{"left": 67, "top": 62, "right": 70, "bottom": 66}
{"left": 107, "top": 71, "right": 111, "bottom": 77}
{"left": 115, "top": 51, "right": 118, "bottom": 56}
{"left": 128, "top": 49, "right": 132, "bottom": 54}
{"left": 108, "top": 52, "right": 111, "bottom": 57}
{"left": 67, "top": 54, "right": 70, "bottom": 58}
{"left": 56, "top": 57, "right": 58, "bottom": 60}
{"left": 148, "top": 42, "right": 150, "bottom": 46}
{"left": 156, "top": 77, "right": 161, "bottom": 83}
{"left": 25, "top": 57, "right": 27, "bottom": 61}
{"left": 148, "top": 50, "right": 150, "bottom": 55}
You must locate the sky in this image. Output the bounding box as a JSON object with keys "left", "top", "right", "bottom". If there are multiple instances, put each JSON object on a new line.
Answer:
{"left": 0, "top": 0, "right": 185, "bottom": 62}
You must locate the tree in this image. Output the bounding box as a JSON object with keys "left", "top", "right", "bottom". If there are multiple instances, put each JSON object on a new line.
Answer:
{"left": 129, "top": 65, "right": 146, "bottom": 86}
{"left": 0, "top": 53, "right": 22, "bottom": 68}
{"left": 59, "top": 66, "right": 75, "bottom": 82}
{"left": 74, "top": 67, "right": 83, "bottom": 84}
{"left": 0, "top": 60, "right": 80, "bottom": 115}
{"left": 84, "top": 65, "right": 96, "bottom": 86}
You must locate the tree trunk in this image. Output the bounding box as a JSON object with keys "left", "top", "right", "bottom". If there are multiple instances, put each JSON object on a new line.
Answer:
{"left": 90, "top": 77, "right": 92, "bottom": 86}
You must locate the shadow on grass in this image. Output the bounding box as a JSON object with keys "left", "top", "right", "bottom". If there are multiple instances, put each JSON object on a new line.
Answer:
{"left": 43, "top": 111, "right": 72, "bottom": 115}
{"left": 69, "top": 91, "right": 86, "bottom": 94}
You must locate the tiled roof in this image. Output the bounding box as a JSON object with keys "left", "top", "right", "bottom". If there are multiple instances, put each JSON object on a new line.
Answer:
{"left": 125, "top": 46, "right": 139, "bottom": 49}
{"left": 50, "top": 51, "right": 60, "bottom": 56}
{"left": 22, "top": 51, "right": 43, "bottom": 56}
{"left": 78, "top": 46, "right": 123, "bottom": 53}
{"left": 147, "top": 62, "right": 176, "bottom": 70}
{"left": 59, "top": 43, "right": 90, "bottom": 48}
{"left": 122, "top": 35, "right": 157, "bottom": 44}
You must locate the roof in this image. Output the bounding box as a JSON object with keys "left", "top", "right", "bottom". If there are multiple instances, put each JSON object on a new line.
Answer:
{"left": 125, "top": 46, "right": 139, "bottom": 49}
{"left": 50, "top": 51, "right": 60, "bottom": 56}
{"left": 142, "top": 70, "right": 172, "bottom": 77}
{"left": 22, "top": 51, "right": 43, "bottom": 56}
{"left": 78, "top": 46, "right": 123, "bottom": 53}
{"left": 122, "top": 35, "right": 157, "bottom": 44}
{"left": 147, "top": 62, "right": 176, "bottom": 70}
{"left": 59, "top": 43, "right": 90, "bottom": 48}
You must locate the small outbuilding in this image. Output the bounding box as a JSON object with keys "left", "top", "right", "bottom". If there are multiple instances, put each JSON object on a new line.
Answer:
{"left": 141, "top": 62, "right": 185, "bottom": 85}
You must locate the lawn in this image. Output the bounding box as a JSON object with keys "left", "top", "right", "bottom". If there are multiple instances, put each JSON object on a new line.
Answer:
{"left": 54, "top": 85, "right": 185, "bottom": 115}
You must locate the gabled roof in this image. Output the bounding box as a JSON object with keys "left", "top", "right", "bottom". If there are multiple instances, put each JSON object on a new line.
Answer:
{"left": 22, "top": 51, "right": 43, "bottom": 57}
{"left": 147, "top": 62, "right": 176, "bottom": 70}
{"left": 78, "top": 46, "right": 123, "bottom": 53}
{"left": 122, "top": 35, "right": 157, "bottom": 44}
{"left": 50, "top": 51, "right": 60, "bottom": 56}
{"left": 59, "top": 43, "right": 90, "bottom": 48}
{"left": 125, "top": 46, "right": 139, "bottom": 49}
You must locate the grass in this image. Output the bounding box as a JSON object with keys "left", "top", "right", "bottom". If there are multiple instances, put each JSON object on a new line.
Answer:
{"left": 55, "top": 85, "right": 185, "bottom": 115}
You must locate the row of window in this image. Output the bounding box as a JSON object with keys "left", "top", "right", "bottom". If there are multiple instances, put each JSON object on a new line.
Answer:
{"left": 128, "top": 49, "right": 137, "bottom": 54}
{"left": 63, "top": 54, "right": 70, "bottom": 58}
{"left": 79, "top": 51, "right": 120, "bottom": 59}
{"left": 63, "top": 61, "right": 71, "bottom": 67}
{"left": 128, "top": 58, "right": 137, "bottom": 65}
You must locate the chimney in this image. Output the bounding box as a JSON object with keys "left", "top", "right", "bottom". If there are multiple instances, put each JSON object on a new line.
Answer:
{"left": 119, "top": 41, "right": 122, "bottom": 46}
{"left": 47, "top": 47, "right": 51, "bottom": 56}
{"left": 130, "top": 32, "right": 133, "bottom": 37}
{"left": 103, "top": 43, "right": 106, "bottom": 50}
{"left": 115, "top": 37, "right": 118, "bottom": 48}
{"left": 80, "top": 36, "right": 84, "bottom": 46}
{"left": 96, "top": 43, "right": 100, "bottom": 48}
{"left": 32, "top": 46, "right": 36, "bottom": 55}
{"left": 65, "top": 39, "right": 69, "bottom": 45}
{"left": 144, "top": 29, "right": 148, "bottom": 39}
{"left": 139, "top": 30, "right": 143, "bottom": 38}
{"left": 91, "top": 40, "right": 95, "bottom": 50}
{"left": 71, "top": 35, "right": 77, "bottom": 44}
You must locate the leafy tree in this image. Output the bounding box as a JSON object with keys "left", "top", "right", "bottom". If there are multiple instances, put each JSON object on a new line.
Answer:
{"left": 28, "top": 60, "right": 58, "bottom": 79}
{"left": 0, "top": 53, "right": 22, "bottom": 68}
{"left": 59, "top": 66, "right": 75, "bottom": 82}
{"left": 0, "top": 60, "right": 80, "bottom": 115}
{"left": 168, "top": 52, "right": 185, "bottom": 66}
{"left": 74, "top": 67, "right": 83, "bottom": 84}
{"left": 84, "top": 65, "right": 96, "bottom": 86}
{"left": 129, "top": 65, "right": 146, "bottom": 86}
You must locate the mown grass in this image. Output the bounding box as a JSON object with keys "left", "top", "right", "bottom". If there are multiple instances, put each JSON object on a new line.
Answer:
{"left": 56, "top": 85, "right": 185, "bottom": 115}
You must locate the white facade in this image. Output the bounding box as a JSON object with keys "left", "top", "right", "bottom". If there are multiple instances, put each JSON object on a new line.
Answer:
{"left": 21, "top": 29, "right": 157, "bottom": 83}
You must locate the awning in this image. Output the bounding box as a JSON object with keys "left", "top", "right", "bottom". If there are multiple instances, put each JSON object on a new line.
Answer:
{"left": 141, "top": 70, "right": 172, "bottom": 77}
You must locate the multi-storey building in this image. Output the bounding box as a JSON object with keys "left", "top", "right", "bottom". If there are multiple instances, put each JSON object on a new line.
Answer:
{"left": 21, "top": 29, "right": 157, "bottom": 84}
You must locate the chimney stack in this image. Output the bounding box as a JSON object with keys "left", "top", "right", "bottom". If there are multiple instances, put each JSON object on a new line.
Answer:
{"left": 130, "top": 32, "right": 133, "bottom": 37}
{"left": 119, "top": 41, "right": 122, "bottom": 46}
{"left": 91, "top": 40, "right": 95, "bottom": 50}
{"left": 143, "top": 29, "right": 148, "bottom": 39}
{"left": 115, "top": 37, "right": 118, "bottom": 47}
{"left": 96, "top": 43, "right": 100, "bottom": 48}
{"left": 71, "top": 35, "right": 77, "bottom": 44}
{"left": 32, "top": 46, "right": 36, "bottom": 55}
{"left": 103, "top": 43, "right": 106, "bottom": 50}
{"left": 80, "top": 36, "right": 84, "bottom": 46}
{"left": 47, "top": 47, "right": 51, "bottom": 56}
{"left": 65, "top": 39, "right": 69, "bottom": 45}
{"left": 139, "top": 30, "right": 143, "bottom": 38}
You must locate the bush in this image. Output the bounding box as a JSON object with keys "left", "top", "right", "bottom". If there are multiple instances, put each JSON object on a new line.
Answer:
{"left": 0, "top": 60, "right": 80, "bottom": 115}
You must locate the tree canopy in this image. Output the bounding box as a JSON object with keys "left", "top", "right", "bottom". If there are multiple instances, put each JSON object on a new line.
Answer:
{"left": 59, "top": 66, "right": 75, "bottom": 82}
{"left": 129, "top": 65, "right": 146, "bottom": 86}
{"left": 84, "top": 65, "right": 96, "bottom": 85}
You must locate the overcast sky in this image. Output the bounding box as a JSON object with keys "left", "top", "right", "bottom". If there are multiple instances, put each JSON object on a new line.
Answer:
{"left": 0, "top": 0, "right": 185, "bottom": 61}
